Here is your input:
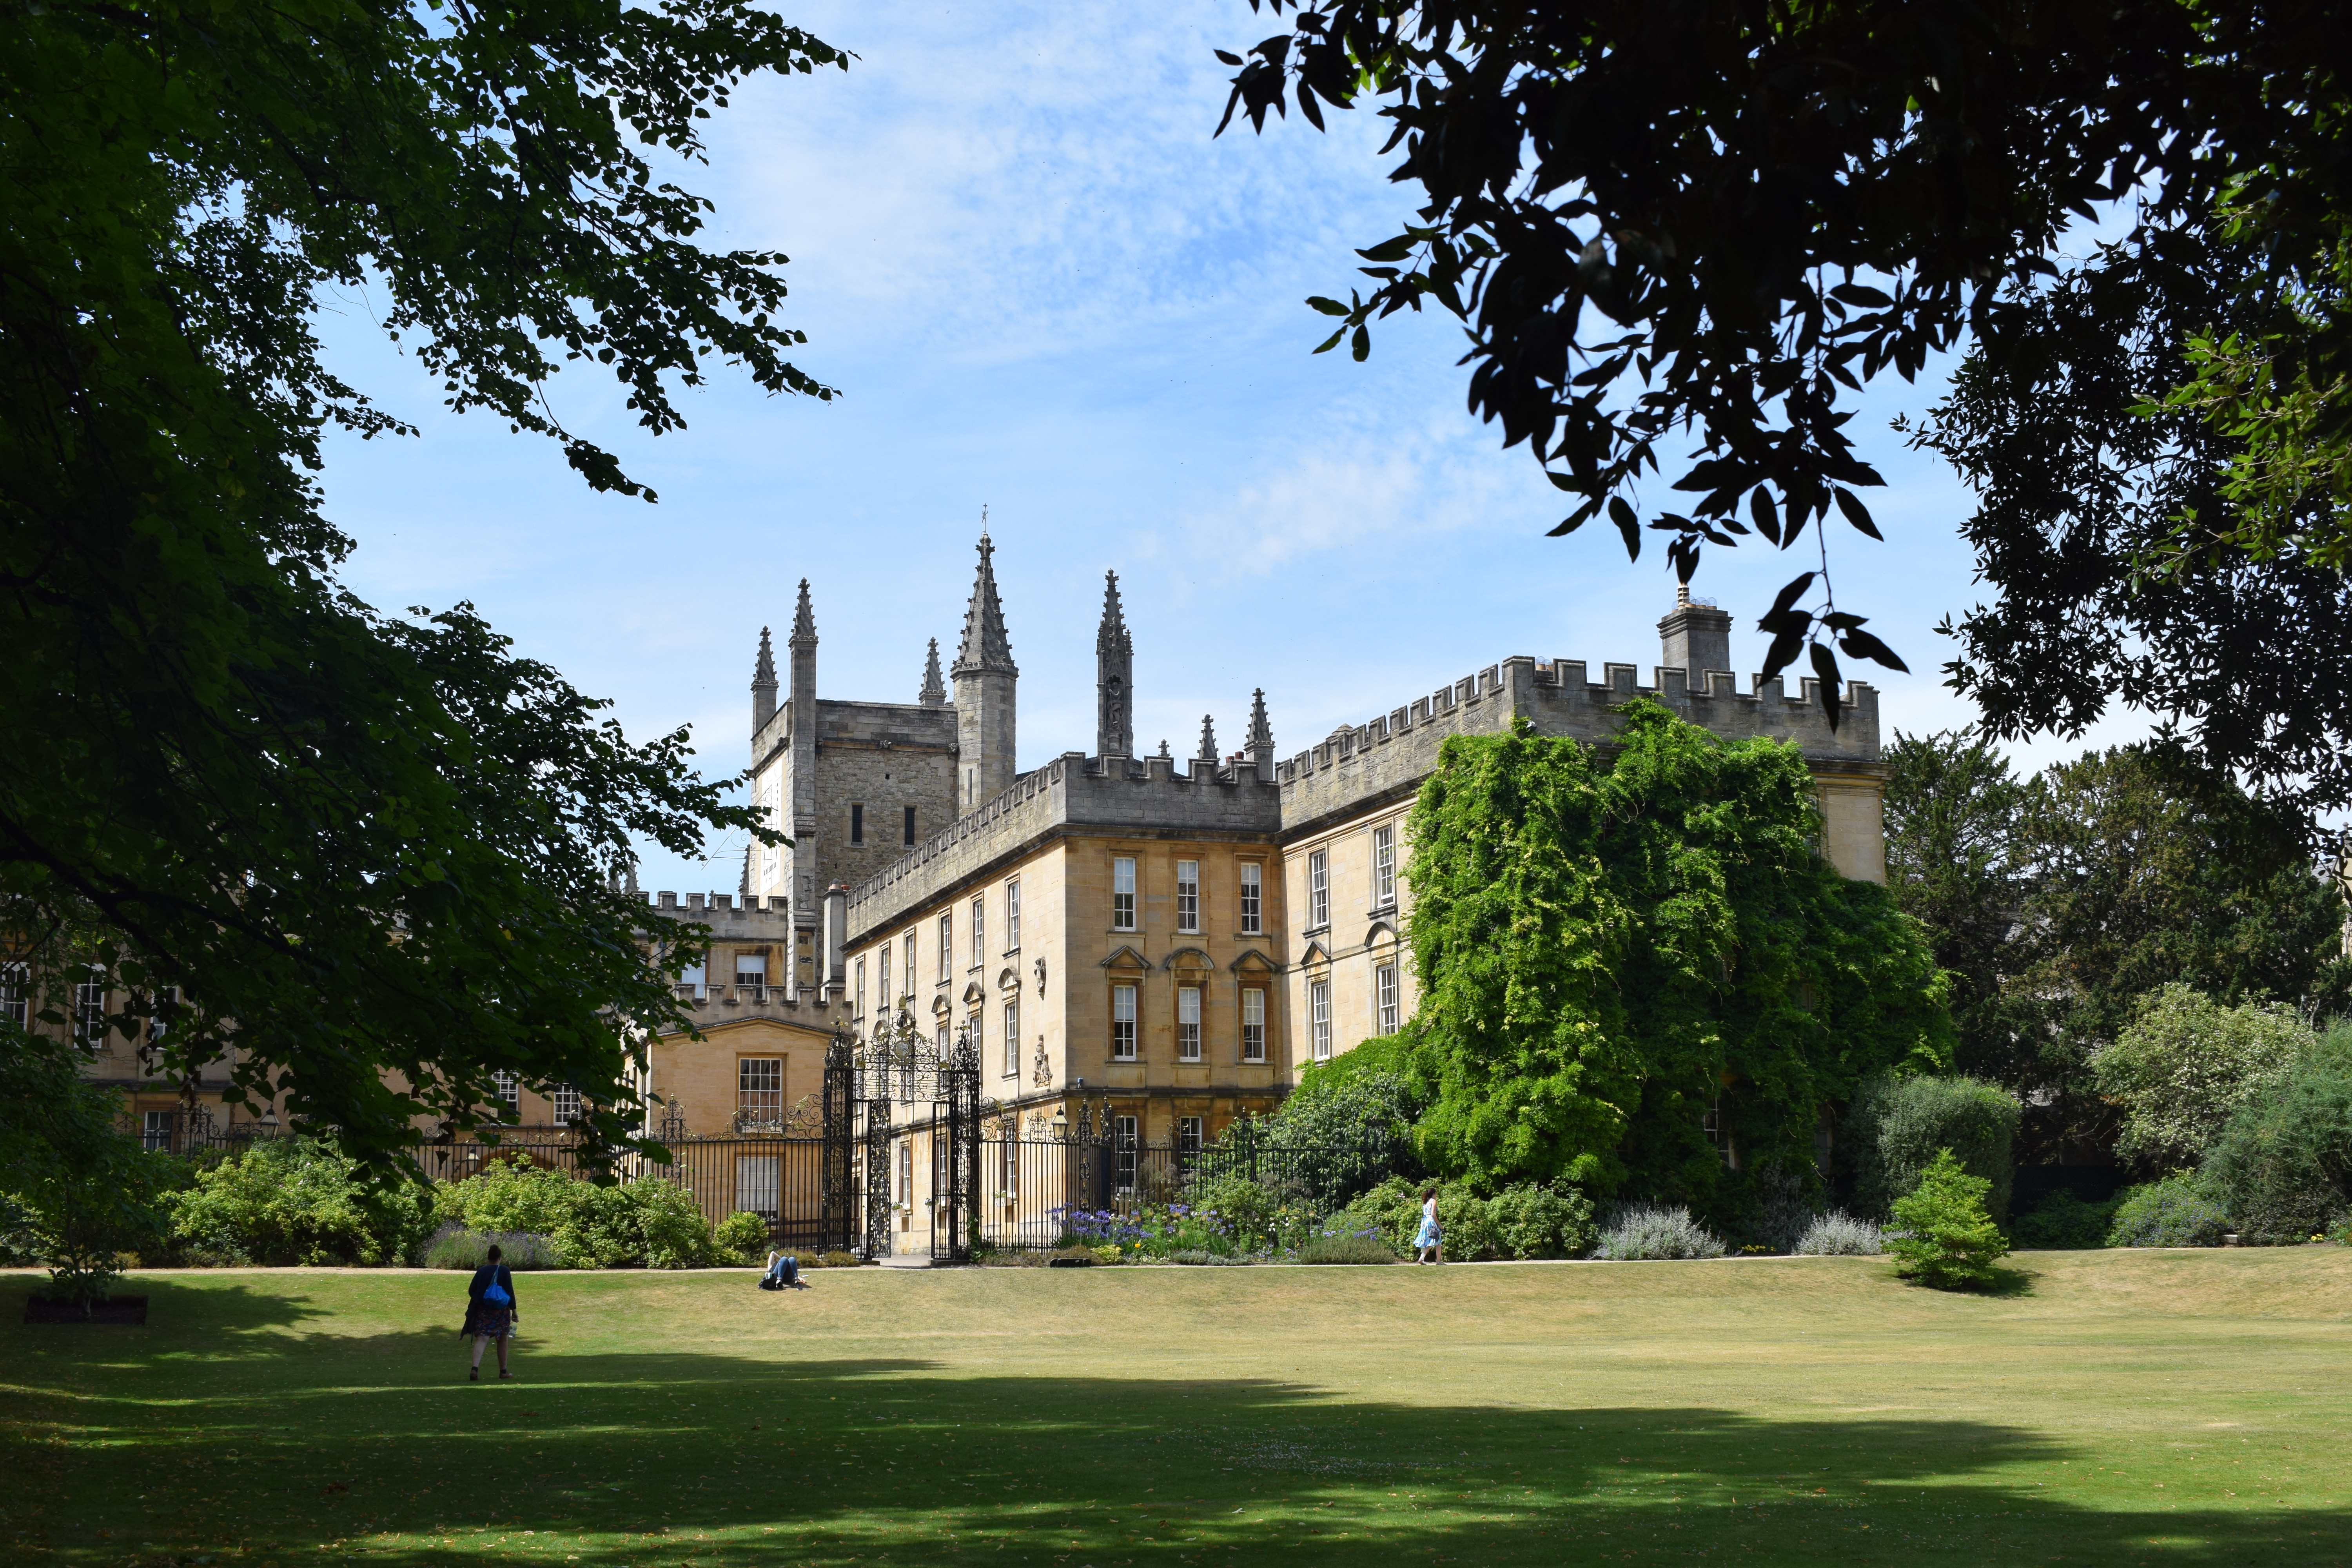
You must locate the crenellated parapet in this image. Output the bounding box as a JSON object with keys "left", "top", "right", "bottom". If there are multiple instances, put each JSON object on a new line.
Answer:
{"left": 1276, "top": 653, "right": 1880, "bottom": 839}
{"left": 844, "top": 749, "right": 1283, "bottom": 945}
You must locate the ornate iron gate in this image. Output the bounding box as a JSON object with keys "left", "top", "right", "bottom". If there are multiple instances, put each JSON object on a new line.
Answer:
{"left": 829, "top": 1012, "right": 982, "bottom": 1262}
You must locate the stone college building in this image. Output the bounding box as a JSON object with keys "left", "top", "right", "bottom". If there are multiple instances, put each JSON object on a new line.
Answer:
{"left": 632, "top": 532, "right": 1888, "bottom": 1169}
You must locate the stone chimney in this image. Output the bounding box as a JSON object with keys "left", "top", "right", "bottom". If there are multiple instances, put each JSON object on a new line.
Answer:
{"left": 1658, "top": 583, "right": 1734, "bottom": 687}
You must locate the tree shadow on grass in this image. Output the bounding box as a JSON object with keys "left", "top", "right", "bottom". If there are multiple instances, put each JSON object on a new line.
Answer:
{"left": 7, "top": 1319, "right": 2345, "bottom": 1568}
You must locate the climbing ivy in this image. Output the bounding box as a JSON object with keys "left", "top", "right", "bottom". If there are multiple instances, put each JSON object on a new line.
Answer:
{"left": 1402, "top": 702, "right": 1951, "bottom": 1205}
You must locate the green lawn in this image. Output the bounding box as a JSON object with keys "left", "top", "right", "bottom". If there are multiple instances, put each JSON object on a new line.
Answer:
{"left": 4, "top": 1250, "right": 2349, "bottom": 1566}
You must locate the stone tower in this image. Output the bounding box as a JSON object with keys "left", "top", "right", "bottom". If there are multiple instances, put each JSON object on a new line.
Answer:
{"left": 951, "top": 533, "right": 1018, "bottom": 814}
{"left": 1095, "top": 570, "right": 1133, "bottom": 759}
{"left": 1658, "top": 583, "right": 1734, "bottom": 685}
{"left": 751, "top": 624, "right": 777, "bottom": 736}
{"left": 786, "top": 579, "right": 820, "bottom": 918}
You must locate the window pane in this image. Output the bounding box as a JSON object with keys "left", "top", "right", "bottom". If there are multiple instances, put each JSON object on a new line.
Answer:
{"left": 1003, "top": 998, "right": 1020, "bottom": 1077}
{"left": 735, "top": 1155, "right": 780, "bottom": 1220}
{"left": 1242, "top": 988, "right": 1265, "bottom": 1061}
{"left": 1311, "top": 981, "right": 1331, "bottom": 1060}
{"left": 737, "top": 1057, "right": 783, "bottom": 1123}
{"left": 1176, "top": 860, "right": 1199, "bottom": 933}
{"left": 938, "top": 913, "right": 951, "bottom": 981}
{"left": 1112, "top": 983, "right": 1137, "bottom": 1058}
{"left": 1177, "top": 985, "right": 1201, "bottom": 1061}
{"left": 1377, "top": 963, "right": 1399, "bottom": 1034}
{"left": 1239, "top": 863, "right": 1261, "bottom": 934}
{"left": 1374, "top": 824, "right": 1396, "bottom": 905}
{"left": 1308, "top": 849, "right": 1329, "bottom": 927}
{"left": 1112, "top": 856, "right": 1136, "bottom": 929}
{"left": 1007, "top": 880, "right": 1022, "bottom": 947}
{"left": 971, "top": 897, "right": 984, "bottom": 968}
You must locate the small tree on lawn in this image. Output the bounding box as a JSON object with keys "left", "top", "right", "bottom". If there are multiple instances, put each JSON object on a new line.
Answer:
{"left": 1886, "top": 1149, "right": 2010, "bottom": 1290}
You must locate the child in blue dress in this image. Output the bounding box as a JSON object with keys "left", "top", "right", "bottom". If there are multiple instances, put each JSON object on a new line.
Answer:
{"left": 1414, "top": 1188, "right": 1443, "bottom": 1264}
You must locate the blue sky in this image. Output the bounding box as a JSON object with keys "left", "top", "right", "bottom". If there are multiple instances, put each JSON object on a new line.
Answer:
{"left": 317, "top": 5, "right": 2152, "bottom": 896}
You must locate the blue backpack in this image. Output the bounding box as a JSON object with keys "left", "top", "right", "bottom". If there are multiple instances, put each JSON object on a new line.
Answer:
{"left": 483, "top": 1276, "right": 511, "bottom": 1307}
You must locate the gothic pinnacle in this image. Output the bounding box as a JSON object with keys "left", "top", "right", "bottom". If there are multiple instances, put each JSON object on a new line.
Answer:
{"left": 919, "top": 637, "right": 947, "bottom": 706}
{"left": 789, "top": 579, "right": 817, "bottom": 646}
{"left": 1197, "top": 713, "right": 1218, "bottom": 763}
{"left": 953, "top": 533, "right": 1015, "bottom": 674}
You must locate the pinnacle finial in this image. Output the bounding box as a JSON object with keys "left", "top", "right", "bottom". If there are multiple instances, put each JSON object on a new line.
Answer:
{"left": 753, "top": 626, "right": 777, "bottom": 688}
{"left": 1246, "top": 688, "right": 1274, "bottom": 755}
{"left": 1197, "top": 713, "right": 1219, "bottom": 763}
{"left": 919, "top": 637, "right": 947, "bottom": 706}
{"left": 790, "top": 579, "right": 817, "bottom": 646}
{"left": 952, "top": 532, "right": 1015, "bottom": 675}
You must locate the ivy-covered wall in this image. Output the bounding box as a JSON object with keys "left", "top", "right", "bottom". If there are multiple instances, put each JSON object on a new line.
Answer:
{"left": 1403, "top": 702, "right": 1951, "bottom": 1204}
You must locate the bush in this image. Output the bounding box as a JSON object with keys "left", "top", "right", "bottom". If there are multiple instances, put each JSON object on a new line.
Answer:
{"left": 713, "top": 1210, "right": 773, "bottom": 1265}
{"left": 1845, "top": 1073, "right": 2020, "bottom": 1223}
{"left": 1486, "top": 1182, "right": 1597, "bottom": 1259}
{"left": 630, "top": 1180, "right": 720, "bottom": 1269}
{"left": 420, "top": 1225, "right": 562, "bottom": 1270}
{"left": 1167, "top": 1249, "right": 1256, "bottom": 1265}
{"left": 2093, "top": 985, "right": 2310, "bottom": 1168}
{"left": 1329, "top": 1177, "right": 1500, "bottom": 1260}
{"left": 1591, "top": 1204, "right": 1727, "bottom": 1260}
{"left": 1294, "top": 1232, "right": 1397, "bottom": 1264}
{"left": 2009, "top": 1191, "right": 2122, "bottom": 1250}
{"left": 1183, "top": 1174, "right": 1280, "bottom": 1249}
{"left": 1793, "top": 1212, "right": 1882, "bottom": 1255}
{"left": 169, "top": 1136, "right": 432, "bottom": 1267}
{"left": 2198, "top": 1035, "right": 2352, "bottom": 1245}
{"left": 431, "top": 1160, "right": 719, "bottom": 1268}
{"left": 1886, "top": 1149, "right": 2011, "bottom": 1289}
{"left": 2106, "top": 1174, "right": 2232, "bottom": 1248}
{"left": 816, "top": 1250, "right": 861, "bottom": 1269}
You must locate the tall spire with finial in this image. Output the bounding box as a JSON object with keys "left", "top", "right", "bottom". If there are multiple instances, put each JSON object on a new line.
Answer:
{"left": 751, "top": 626, "right": 778, "bottom": 736}
{"left": 1095, "top": 570, "right": 1133, "bottom": 759}
{"left": 953, "top": 532, "right": 1015, "bottom": 675}
{"left": 1196, "top": 713, "right": 1219, "bottom": 766}
{"left": 1244, "top": 687, "right": 1275, "bottom": 781}
{"left": 918, "top": 637, "right": 946, "bottom": 707}
{"left": 951, "top": 526, "right": 1018, "bottom": 813}
{"left": 790, "top": 579, "right": 817, "bottom": 647}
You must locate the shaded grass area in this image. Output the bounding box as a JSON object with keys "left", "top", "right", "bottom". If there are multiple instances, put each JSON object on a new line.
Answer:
{"left": 4, "top": 1250, "right": 2350, "bottom": 1565}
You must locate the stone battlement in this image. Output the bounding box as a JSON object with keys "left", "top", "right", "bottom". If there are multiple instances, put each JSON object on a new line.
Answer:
{"left": 844, "top": 750, "right": 1282, "bottom": 944}
{"left": 1276, "top": 653, "right": 1880, "bottom": 838}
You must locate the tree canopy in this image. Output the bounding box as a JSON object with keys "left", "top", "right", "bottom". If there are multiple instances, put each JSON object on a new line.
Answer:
{"left": 1, "top": 2, "right": 844, "bottom": 1165}
{"left": 1216, "top": 2, "right": 2352, "bottom": 793}
{"left": 1882, "top": 730, "right": 2350, "bottom": 1159}
{"left": 1400, "top": 702, "right": 1950, "bottom": 1203}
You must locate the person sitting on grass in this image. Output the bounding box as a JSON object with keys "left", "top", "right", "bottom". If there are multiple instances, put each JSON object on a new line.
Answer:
{"left": 762, "top": 1249, "right": 803, "bottom": 1289}
{"left": 461, "top": 1243, "right": 519, "bottom": 1381}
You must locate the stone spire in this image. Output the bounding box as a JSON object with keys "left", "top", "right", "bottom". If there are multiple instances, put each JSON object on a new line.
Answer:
{"left": 1244, "top": 688, "right": 1275, "bottom": 781}
{"left": 1196, "top": 713, "right": 1218, "bottom": 766}
{"left": 952, "top": 533, "right": 1016, "bottom": 676}
{"left": 918, "top": 637, "right": 946, "bottom": 707}
{"left": 1095, "top": 570, "right": 1133, "bottom": 759}
{"left": 789, "top": 579, "right": 817, "bottom": 649}
{"left": 751, "top": 626, "right": 778, "bottom": 735}
{"left": 951, "top": 530, "right": 1017, "bottom": 813}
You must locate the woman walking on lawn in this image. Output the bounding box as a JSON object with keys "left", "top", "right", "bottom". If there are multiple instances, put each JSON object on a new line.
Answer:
{"left": 461, "top": 1243, "right": 520, "bottom": 1381}
{"left": 1414, "top": 1187, "right": 1443, "bottom": 1265}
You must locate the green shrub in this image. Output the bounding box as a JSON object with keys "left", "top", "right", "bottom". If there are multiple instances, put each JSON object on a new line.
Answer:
{"left": 432, "top": 1155, "right": 581, "bottom": 1238}
{"left": 2198, "top": 1035, "right": 2352, "bottom": 1245}
{"left": 169, "top": 1136, "right": 431, "bottom": 1266}
{"left": 713, "top": 1210, "right": 773, "bottom": 1264}
{"left": 1886, "top": 1149, "right": 2010, "bottom": 1289}
{"left": 816, "top": 1250, "right": 861, "bottom": 1269}
{"left": 2106, "top": 1174, "right": 2232, "bottom": 1248}
{"left": 630, "top": 1180, "right": 719, "bottom": 1268}
{"left": 420, "top": 1225, "right": 561, "bottom": 1270}
{"left": 554, "top": 1181, "right": 648, "bottom": 1268}
{"left": 1330, "top": 1177, "right": 1500, "bottom": 1259}
{"left": 1591, "top": 1204, "right": 1726, "bottom": 1259}
{"left": 2009, "top": 1191, "right": 2122, "bottom": 1250}
{"left": 1184, "top": 1173, "right": 1280, "bottom": 1248}
{"left": 1486, "top": 1182, "right": 1597, "bottom": 1259}
{"left": 1792, "top": 1212, "right": 1881, "bottom": 1255}
{"left": 1167, "top": 1249, "right": 1256, "bottom": 1266}
{"left": 2093, "top": 985, "right": 2309, "bottom": 1168}
{"left": 1845, "top": 1073, "right": 2020, "bottom": 1223}
{"left": 1294, "top": 1232, "right": 1396, "bottom": 1264}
